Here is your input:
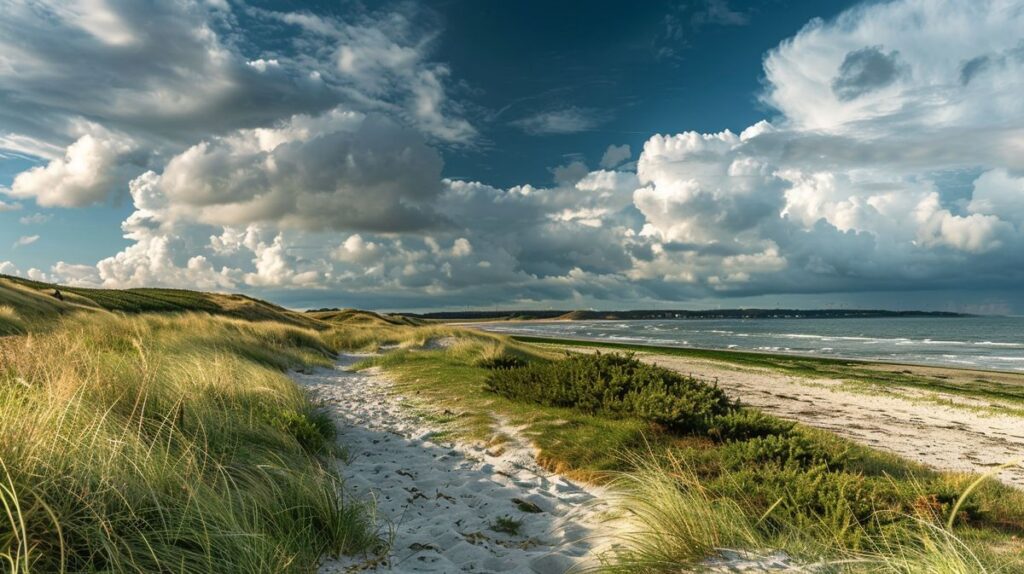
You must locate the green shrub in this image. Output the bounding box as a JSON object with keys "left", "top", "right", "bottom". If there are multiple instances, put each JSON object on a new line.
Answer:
{"left": 261, "top": 405, "right": 339, "bottom": 456}
{"left": 720, "top": 464, "right": 900, "bottom": 548}
{"left": 484, "top": 352, "right": 734, "bottom": 433}
{"left": 476, "top": 354, "right": 528, "bottom": 370}
{"left": 706, "top": 409, "right": 795, "bottom": 442}
{"left": 721, "top": 432, "right": 846, "bottom": 470}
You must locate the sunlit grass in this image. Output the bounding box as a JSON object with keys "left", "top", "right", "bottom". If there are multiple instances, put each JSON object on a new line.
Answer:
{"left": 0, "top": 306, "right": 25, "bottom": 336}
{"left": 0, "top": 313, "right": 378, "bottom": 572}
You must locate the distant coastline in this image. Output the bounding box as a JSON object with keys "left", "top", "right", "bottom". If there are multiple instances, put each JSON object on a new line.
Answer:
{"left": 392, "top": 308, "right": 973, "bottom": 322}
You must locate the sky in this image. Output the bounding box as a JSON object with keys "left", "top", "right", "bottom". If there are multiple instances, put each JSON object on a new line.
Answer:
{"left": 1, "top": 0, "right": 1024, "bottom": 313}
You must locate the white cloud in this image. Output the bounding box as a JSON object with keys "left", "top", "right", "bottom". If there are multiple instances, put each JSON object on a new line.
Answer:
{"left": 762, "top": 0, "right": 1024, "bottom": 139}
{"left": 50, "top": 261, "right": 100, "bottom": 286}
{"left": 600, "top": 144, "right": 632, "bottom": 169}
{"left": 0, "top": 0, "right": 474, "bottom": 210}
{"left": 5, "top": 130, "right": 135, "bottom": 207}
{"left": 18, "top": 213, "right": 51, "bottom": 225}
{"left": 13, "top": 235, "right": 39, "bottom": 248}
{"left": 244, "top": 235, "right": 322, "bottom": 287}
{"left": 152, "top": 111, "right": 445, "bottom": 232}
{"left": 511, "top": 108, "right": 604, "bottom": 135}
{"left": 0, "top": 200, "right": 20, "bottom": 212}
{"left": 24, "top": 0, "right": 1024, "bottom": 309}
{"left": 968, "top": 169, "right": 1024, "bottom": 227}
{"left": 332, "top": 234, "right": 383, "bottom": 264}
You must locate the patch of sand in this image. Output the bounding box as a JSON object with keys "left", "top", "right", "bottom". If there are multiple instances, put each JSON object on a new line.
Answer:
{"left": 295, "top": 356, "right": 627, "bottom": 573}
{"left": 645, "top": 355, "right": 1024, "bottom": 488}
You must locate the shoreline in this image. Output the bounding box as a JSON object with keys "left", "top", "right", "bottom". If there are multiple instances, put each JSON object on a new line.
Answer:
{"left": 461, "top": 321, "right": 1024, "bottom": 377}
{"left": 480, "top": 332, "right": 1024, "bottom": 488}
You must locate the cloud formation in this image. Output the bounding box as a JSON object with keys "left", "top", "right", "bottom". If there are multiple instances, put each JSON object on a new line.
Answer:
{"left": 3, "top": 0, "right": 1024, "bottom": 310}
{"left": 13, "top": 235, "right": 39, "bottom": 248}
{"left": 511, "top": 108, "right": 605, "bottom": 135}
{"left": 0, "top": 0, "right": 472, "bottom": 207}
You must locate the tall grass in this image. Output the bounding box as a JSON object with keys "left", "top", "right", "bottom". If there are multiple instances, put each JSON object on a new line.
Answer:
{"left": 0, "top": 313, "right": 377, "bottom": 572}
{"left": 325, "top": 321, "right": 497, "bottom": 352}
{"left": 599, "top": 451, "right": 1003, "bottom": 572}
{"left": 0, "top": 306, "right": 25, "bottom": 336}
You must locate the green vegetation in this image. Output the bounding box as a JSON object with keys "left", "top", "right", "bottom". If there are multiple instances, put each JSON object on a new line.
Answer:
{"left": 490, "top": 516, "right": 523, "bottom": 536}
{"left": 0, "top": 305, "right": 26, "bottom": 336}
{"left": 0, "top": 310, "right": 378, "bottom": 572}
{"left": 511, "top": 335, "right": 1024, "bottom": 405}
{"left": 353, "top": 332, "right": 1024, "bottom": 572}
{"left": 485, "top": 352, "right": 733, "bottom": 433}
{"left": 0, "top": 274, "right": 324, "bottom": 329}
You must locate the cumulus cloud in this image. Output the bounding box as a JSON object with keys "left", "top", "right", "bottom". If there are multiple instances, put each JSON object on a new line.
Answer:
{"left": 600, "top": 144, "right": 632, "bottom": 169}
{"left": 18, "top": 0, "right": 1024, "bottom": 309}
{"left": 0, "top": 0, "right": 473, "bottom": 207}
{"left": 762, "top": 0, "right": 1024, "bottom": 137}
{"left": 5, "top": 129, "right": 135, "bottom": 207}
{"left": 968, "top": 169, "right": 1024, "bottom": 226}
{"left": 152, "top": 112, "right": 445, "bottom": 232}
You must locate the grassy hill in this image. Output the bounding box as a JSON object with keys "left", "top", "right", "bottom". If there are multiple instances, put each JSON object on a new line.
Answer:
{"left": 307, "top": 308, "right": 422, "bottom": 327}
{"left": 0, "top": 274, "right": 324, "bottom": 330}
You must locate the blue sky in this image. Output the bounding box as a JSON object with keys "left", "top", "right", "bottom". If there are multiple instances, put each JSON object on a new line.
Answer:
{"left": 2, "top": 0, "right": 1024, "bottom": 312}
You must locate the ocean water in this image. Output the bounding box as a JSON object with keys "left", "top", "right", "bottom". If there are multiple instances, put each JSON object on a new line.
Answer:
{"left": 476, "top": 316, "right": 1024, "bottom": 372}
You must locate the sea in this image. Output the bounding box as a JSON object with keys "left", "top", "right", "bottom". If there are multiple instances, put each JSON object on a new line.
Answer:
{"left": 475, "top": 316, "right": 1024, "bottom": 372}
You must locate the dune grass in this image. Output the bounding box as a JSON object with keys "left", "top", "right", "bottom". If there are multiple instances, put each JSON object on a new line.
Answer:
{"left": 352, "top": 328, "right": 1024, "bottom": 572}
{"left": 598, "top": 452, "right": 1004, "bottom": 573}
{"left": 0, "top": 313, "right": 378, "bottom": 573}
{"left": 0, "top": 306, "right": 26, "bottom": 336}
{"left": 0, "top": 274, "right": 325, "bottom": 330}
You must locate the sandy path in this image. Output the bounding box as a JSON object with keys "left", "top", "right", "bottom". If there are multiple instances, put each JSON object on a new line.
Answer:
{"left": 645, "top": 355, "right": 1024, "bottom": 487}
{"left": 295, "top": 356, "right": 624, "bottom": 573}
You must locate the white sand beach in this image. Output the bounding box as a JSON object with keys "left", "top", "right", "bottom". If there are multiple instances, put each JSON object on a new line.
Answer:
{"left": 645, "top": 354, "right": 1024, "bottom": 488}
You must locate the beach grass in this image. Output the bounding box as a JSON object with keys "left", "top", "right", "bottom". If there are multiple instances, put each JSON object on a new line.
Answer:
{"left": 0, "top": 274, "right": 325, "bottom": 330}
{"left": 0, "top": 312, "right": 379, "bottom": 573}
{"left": 352, "top": 328, "right": 1024, "bottom": 571}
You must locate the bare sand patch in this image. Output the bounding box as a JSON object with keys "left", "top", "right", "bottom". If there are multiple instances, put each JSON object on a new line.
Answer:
{"left": 295, "top": 356, "right": 628, "bottom": 573}
{"left": 645, "top": 354, "right": 1024, "bottom": 488}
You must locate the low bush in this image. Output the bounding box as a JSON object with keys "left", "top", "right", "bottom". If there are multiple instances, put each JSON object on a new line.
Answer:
{"left": 484, "top": 352, "right": 734, "bottom": 433}
{"left": 476, "top": 354, "right": 529, "bottom": 370}
{"left": 716, "top": 464, "right": 901, "bottom": 549}
{"left": 720, "top": 432, "right": 847, "bottom": 470}
{"left": 706, "top": 409, "right": 796, "bottom": 442}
